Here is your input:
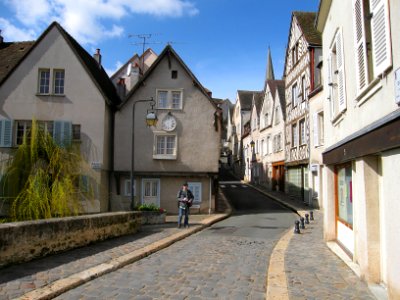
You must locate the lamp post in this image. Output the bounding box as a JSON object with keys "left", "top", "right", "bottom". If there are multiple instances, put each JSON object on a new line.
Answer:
{"left": 250, "top": 140, "right": 255, "bottom": 182}
{"left": 131, "top": 97, "right": 158, "bottom": 210}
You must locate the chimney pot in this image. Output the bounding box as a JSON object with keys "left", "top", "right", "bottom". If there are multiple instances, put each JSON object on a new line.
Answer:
{"left": 93, "top": 48, "right": 102, "bottom": 67}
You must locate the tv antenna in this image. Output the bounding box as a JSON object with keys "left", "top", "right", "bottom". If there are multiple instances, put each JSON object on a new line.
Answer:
{"left": 128, "top": 33, "right": 162, "bottom": 74}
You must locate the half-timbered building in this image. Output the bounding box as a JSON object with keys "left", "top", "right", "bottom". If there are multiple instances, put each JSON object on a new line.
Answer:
{"left": 283, "top": 11, "right": 322, "bottom": 204}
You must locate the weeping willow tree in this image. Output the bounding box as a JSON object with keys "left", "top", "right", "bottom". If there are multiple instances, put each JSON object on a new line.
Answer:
{"left": 1, "top": 120, "right": 92, "bottom": 221}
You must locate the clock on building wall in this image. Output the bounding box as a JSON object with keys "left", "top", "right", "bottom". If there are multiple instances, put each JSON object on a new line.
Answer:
{"left": 162, "top": 113, "right": 177, "bottom": 131}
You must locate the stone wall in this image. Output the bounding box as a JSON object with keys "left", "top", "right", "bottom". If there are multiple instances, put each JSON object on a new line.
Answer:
{"left": 0, "top": 212, "right": 142, "bottom": 268}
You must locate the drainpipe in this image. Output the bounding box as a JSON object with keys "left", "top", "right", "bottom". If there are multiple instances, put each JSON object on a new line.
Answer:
{"left": 209, "top": 177, "right": 212, "bottom": 215}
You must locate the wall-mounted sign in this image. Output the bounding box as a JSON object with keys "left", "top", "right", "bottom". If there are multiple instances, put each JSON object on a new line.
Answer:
{"left": 395, "top": 68, "right": 400, "bottom": 105}
{"left": 91, "top": 162, "right": 103, "bottom": 170}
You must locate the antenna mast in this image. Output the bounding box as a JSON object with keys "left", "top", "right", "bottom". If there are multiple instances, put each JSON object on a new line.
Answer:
{"left": 129, "top": 33, "right": 161, "bottom": 74}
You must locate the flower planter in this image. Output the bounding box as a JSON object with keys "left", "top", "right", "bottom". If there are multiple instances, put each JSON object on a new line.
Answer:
{"left": 140, "top": 211, "right": 166, "bottom": 225}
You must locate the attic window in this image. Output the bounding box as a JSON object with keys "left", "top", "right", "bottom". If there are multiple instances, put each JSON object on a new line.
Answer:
{"left": 171, "top": 70, "right": 178, "bottom": 79}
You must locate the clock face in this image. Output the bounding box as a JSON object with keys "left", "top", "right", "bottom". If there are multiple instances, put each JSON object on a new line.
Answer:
{"left": 162, "top": 114, "right": 177, "bottom": 131}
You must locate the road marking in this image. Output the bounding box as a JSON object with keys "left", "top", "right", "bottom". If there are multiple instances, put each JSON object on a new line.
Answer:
{"left": 219, "top": 181, "right": 242, "bottom": 184}
{"left": 265, "top": 228, "right": 293, "bottom": 300}
{"left": 241, "top": 185, "right": 248, "bottom": 188}
{"left": 220, "top": 185, "right": 226, "bottom": 188}
{"left": 231, "top": 185, "right": 237, "bottom": 188}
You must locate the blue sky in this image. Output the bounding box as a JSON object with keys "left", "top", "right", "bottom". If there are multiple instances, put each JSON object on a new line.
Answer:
{"left": 0, "top": 0, "right": 319, "bottom": 102}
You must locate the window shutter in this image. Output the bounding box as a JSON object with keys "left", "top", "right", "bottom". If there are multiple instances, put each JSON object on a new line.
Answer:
{"left": 353, "top": 0, "right": 369, "bottom": 93}
{"left": 336, "top": 29, "right": 347, "bottom": 113}
{"left": 313, "top": 113, "right": 319, "bottom": 147}
{"left": 188, "top": 182, "right": 201, "bottom": 204}
{"left": 370, "top": 0, "right": 392, "bottom": 76}
{"left": 53, "top": 121, "right": 72, "bottom": 147}
{"left": 0, "top": 120, "right": 13, "bottom": 147}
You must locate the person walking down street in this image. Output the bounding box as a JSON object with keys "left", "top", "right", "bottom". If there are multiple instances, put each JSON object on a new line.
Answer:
{"left": 177, "top": 183, "right": 194, "bottom": 228}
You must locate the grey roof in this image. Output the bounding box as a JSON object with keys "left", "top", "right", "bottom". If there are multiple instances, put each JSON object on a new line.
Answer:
{"left": 237, "top": 90, "right": 255, "bottom": 110}
{"left": 275, "top": 80, "right": 286, "bottom": 120}
{"left": 0, "top": 41, "right": 34, "bottom": 85}
{"left": 253, "top": 91, "right": 264, "bottom": 115}
{"left": 293, "top": 11, "right": 322, "bottom": 46}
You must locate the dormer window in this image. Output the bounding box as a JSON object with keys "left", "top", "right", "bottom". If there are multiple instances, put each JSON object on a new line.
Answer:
{"left": 38, "top": 69, "right": 50, "bottom": 94}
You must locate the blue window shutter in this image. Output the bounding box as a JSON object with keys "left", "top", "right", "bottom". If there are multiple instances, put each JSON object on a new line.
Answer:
{"left": 0, "top": 120, "right": 13, "bottom": 147}
{"left": 81, "top": 175, "right": 89, "bottom": 193}
{"left": 53, "top": 121, "right": 72, "bottom": 147}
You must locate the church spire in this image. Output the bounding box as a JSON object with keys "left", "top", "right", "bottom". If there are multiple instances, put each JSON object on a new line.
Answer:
{"left": 266, "top": 47, "right": 275, "bottom": 81}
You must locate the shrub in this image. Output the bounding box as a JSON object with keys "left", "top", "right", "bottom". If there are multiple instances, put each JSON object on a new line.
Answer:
{"left": 135, "top": 203, "right": 166, "bottom": 213}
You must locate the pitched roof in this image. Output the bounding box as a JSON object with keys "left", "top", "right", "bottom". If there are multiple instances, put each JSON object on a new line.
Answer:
{"left": 120, "top": 45, "right": 216, "bottom": 109}
{"left": 0, "top": 41, "right": 35, "bottom": 85}
{"left": 253, "top": 91, "right": 264, "bottom": 115}
{"left": 237, "top": 90, "right": 254, "bottom": 110}
{"left": 0, "top": 22, "right": 121, "bottom": 107}
{"left": 275, "top": 80, "right": 286, "bottom": 119}
{"left": 293, "top": 11, "right": 322, "bottom": 46}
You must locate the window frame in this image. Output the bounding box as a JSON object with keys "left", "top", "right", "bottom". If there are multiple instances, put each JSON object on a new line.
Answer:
{"left": 53, "top": 69, "right": 65, "bottom": 95}
{"left": 156, "top": 89, "right": 183, "bottom": 110}
{"left": 38, "top": 68, "right": 50, "bottom": 95}
{"left": 292, "top": 123, "right": 299, "bottom": 147}
{"left": 153, "top": 132, "right": 177, "bottom": 160}
{"left": 291, "top": 83, "right": 298, "bottom": 107}
{"left": 299, "top": 119, "right": 306, "bottom": 145}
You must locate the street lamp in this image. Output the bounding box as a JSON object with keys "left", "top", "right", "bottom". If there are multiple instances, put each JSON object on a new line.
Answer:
{"left": 131, "top": 97, "right": 158, "bottom": 210}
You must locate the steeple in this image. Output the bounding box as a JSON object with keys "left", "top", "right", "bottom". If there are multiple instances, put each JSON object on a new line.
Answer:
{"left": 265, "top": 47, "right": 275, "bottom": 81}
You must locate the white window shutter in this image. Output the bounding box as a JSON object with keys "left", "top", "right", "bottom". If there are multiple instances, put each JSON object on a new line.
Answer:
{"left": 353, "top": 0, "right": 369, "bottom": 93}
{"left": 313, "top": 113, "right": 319, "bottom": 147}
{"left": 370, "top": 0, "right": 392, "bottom": 76}
{"left": 188, "top": 182, "right": 202, "bottom": 203}
{"left": 336, "top": 29, "right": 347, "bottom": 113}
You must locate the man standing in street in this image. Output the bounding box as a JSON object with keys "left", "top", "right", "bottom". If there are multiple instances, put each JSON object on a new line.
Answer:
{"left": 177, "top": 183, "right": 194, "bottom": 228}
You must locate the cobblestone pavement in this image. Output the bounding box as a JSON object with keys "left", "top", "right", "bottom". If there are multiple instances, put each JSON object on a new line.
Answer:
{"left": 285, "top": 210, "right": 376, "bottom": 300}
{"left": 0, "top": 216, "right": 209, "bottom": 300}
{"left": 55, "top": 230, "right": 272, "bottom": 300}
{"left": 249, "top": 184, "right": 377, "bottom": 300}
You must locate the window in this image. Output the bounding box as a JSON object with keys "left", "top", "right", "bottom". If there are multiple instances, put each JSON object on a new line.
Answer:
{"left": 53, "top": 70, "right": 65, "bottom": 95}
{"left": 72, "top": 124, "right": 81, "bottom": 140}
{"left": 157, "top": 90, "right": 183, "bottom": 109}
{"left": 264, "top": 113, "right": 269, "bottom": 128}
{"left": 292, "top": 42, "right": 299, "bottom": 66}
{"left": 328, "top": 29, "right": 346, "bottom": 119}
{"left": 0, "top": 119, "right": 13, "bottom": 147}
{"left": 275, "top": 133, "right": 282, "bottom": 151}
{"left": 171, "top": 70, "right": 178, "bottom": 79}
{"left": 15, "top": 120, "right": 54, "bottom": 145}
{"left": 274, "top": 107, "right": 280, "bottom": 125}
{"left": 266, "top": 136, "right": 271, "bottom": 154}
{"left": 291, "top": 83, "right": 298, "bottom": 107}
{"left": 53, "top": 121, "right": 72, "bottom": 147}
{"left": 154, "top": 134, "right": 177, "bottom": 159}
{"left": 38, "top": 68, "right": 66, "bottom": 95}
{"left": 352, "top": 0, "right": 392, "bottom": 95}
{"left": 292, "top": 123, "right": 298, "bottom": 147}
{"left": 38, "top": 69, "right": 50, "bottom": 94}
{"left": 188, "top": 182, "right": 202, "bottom": 207}
{"left": 261, "top": 139, "right": 265, "bottom": 156}
{"left": 299, "top": 119, "right": 306, "bottom": 145}
{"left": 301, "top": 75, "right": 307, "bottom": 101}
{"left": 336, "top": 164, "right": 353, "bottom": 227}
{"left": 124, "top": 179, "right": 136, "bottom": 196}
{"left": 313, "top": 112, "right": 324, "bottom": 147}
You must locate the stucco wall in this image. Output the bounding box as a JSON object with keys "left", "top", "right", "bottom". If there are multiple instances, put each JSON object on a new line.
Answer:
{"left": 322, "top": 0, "right": 400, "bottom": 150}
{"left": 0, "top": 212, "right": 141, "bottom": 268}
{"left": 0, "top": 26, "right": 111, "bottom": 212}
{"left": 114, "top": 54, "right": 219, "bottom": 174}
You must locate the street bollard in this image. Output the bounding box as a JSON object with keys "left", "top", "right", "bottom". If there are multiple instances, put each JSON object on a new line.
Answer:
{"left": 310, "top": 211, "right": 314, "bottom": 221}
{"left": 305, "top": 213, "right": 310, "bottom": 224}
{"left": 294, "top": 220, "right": 301, "bottom": 234}
{"left": 300, "top": 217, "right": 305, "bottom": 229}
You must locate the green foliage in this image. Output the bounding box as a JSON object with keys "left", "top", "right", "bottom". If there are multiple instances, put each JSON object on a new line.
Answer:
{"left": 0, "top": 120, "right": 92, "bottom": 221}
{"left": 135, "top": 203, "right": 165, "bottom": 213}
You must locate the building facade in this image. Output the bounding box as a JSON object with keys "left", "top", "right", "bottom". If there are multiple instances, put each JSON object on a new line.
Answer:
{"left": 112, "top": 45, "right": 221, "bottom": 214}
{"left": 317, "top": 0, "right": 400, "bottom": 298}
{"left": 0, "top": 22, "right": 120, "bottom": 215}
{"left": 284, "top": 12, "right": 322, "bottom": 204}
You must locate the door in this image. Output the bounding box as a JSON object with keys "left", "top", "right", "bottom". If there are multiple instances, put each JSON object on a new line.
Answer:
{"left": 142, "top": 179, "right": 160, "bottom": 206}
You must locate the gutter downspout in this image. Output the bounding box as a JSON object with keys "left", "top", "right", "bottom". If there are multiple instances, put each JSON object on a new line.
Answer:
{"left": 209, "top": 177, "right": 212, "bottom": 215}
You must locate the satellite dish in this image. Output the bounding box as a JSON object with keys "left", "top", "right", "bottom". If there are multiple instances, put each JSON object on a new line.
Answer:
{"left": 126, "top": 63, "right": 132, "bottom": 76}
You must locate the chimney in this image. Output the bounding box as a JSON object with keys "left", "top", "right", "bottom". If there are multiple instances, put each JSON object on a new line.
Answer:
{"left": 117, "top": 77, "right": 126, "bottom": 99}
{"left": 93, "top": 48, "right": 101, "bottom": 67}
{"left": 0, "top": 30, "right": 3, "bottom": 44}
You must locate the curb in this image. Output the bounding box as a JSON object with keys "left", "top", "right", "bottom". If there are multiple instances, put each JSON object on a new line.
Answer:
{"left": 16, "top": 213, "right": 231, "bottom": 300}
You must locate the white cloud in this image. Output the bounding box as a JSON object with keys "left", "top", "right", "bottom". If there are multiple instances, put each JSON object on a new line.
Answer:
{"left": 0, "top": 18, "right": 36, "bottom": 41}
{"left": 1, "top": 0, "right": 198, "bottom": 44}
{"left": 105, "top": 60, "right": 123, "bottom": 76}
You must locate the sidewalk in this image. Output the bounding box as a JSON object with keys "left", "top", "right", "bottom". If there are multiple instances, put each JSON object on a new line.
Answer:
{"left": 249, "top": 183, "right": 379, "bottom": 300}
{"left": 0, "top": 213, "right": 230, "bottom": 300}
